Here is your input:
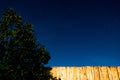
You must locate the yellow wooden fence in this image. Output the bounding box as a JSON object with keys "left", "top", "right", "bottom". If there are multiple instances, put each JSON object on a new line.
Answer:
{"left": 51, "top": 66, "right": 120, "bottom": 80}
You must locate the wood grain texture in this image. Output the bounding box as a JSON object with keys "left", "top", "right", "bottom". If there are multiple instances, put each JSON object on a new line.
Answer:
{"left": 51, "top": 66, "right": 120, "bottom": 80}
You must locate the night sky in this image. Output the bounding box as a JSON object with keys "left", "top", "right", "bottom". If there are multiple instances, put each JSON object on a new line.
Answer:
{"left": 0, "top": 0, "right": 120, "bottom": 66}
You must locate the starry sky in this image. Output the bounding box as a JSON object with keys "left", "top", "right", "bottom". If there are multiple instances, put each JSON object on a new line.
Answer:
{"left": 0, "top": 0, "right": 120, "bottom": 66}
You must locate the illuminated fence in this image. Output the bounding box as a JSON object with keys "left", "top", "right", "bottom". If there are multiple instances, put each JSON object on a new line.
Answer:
{"left": 51, "top": 66, "right": 120, "bottom": 80}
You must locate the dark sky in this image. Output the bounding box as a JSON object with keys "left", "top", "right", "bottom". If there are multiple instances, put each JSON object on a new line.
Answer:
{"left": 0, "top": 0, "right": 120, "bottom": 66}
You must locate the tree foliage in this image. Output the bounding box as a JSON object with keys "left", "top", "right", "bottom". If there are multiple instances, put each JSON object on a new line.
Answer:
{"left": 0, "top": 8, "right": 59, "bottom": 80}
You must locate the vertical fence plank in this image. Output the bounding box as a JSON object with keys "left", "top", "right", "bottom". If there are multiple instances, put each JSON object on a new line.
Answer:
{"left": 117, "top": 66, "right": 120, "bottom": 80}
{"left": 93, "top": 66, "right": 100, "bottom": 80}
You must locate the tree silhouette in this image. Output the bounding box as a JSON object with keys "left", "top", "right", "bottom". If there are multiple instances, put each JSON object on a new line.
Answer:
{"left": 0, "top": 8, "right": 59, "bottom": 80}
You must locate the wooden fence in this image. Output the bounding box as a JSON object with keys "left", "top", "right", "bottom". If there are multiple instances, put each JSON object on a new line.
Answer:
{"left": 51, "top": 66, "right": 120, "bottom": 80}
